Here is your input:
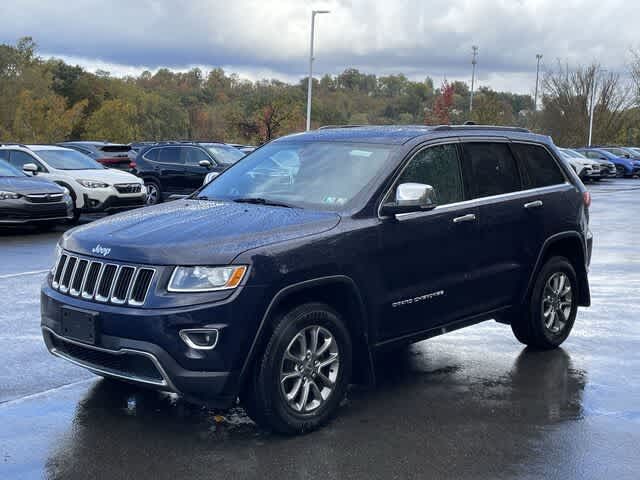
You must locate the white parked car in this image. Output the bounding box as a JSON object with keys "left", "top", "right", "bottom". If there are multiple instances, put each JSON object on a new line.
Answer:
{"left": 558, "top": 148, "right": 601, "bottom": 180}
{"left": 0, "top": 145, "right": 146, "bottom": 221}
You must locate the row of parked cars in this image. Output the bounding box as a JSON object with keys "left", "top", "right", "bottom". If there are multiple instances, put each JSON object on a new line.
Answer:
{"left": 0, "top": 141, "right": 253, "bottom": 228}
{"left": 559, "top": 146, "right": 640, "bottom": 180}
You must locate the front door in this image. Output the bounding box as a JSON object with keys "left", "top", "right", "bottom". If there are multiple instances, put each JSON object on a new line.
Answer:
{"left": 376, "top": 143, "right": 481, "bottom": 341}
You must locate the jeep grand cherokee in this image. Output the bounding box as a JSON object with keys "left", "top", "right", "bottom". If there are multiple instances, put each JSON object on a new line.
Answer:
{"left": 41, "top": 125, "right": 592, "bottom": 434}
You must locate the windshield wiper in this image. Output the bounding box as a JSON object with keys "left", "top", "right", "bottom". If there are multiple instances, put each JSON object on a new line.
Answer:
{"left": 233, "top": 197, "right": 295, "bottom": 208}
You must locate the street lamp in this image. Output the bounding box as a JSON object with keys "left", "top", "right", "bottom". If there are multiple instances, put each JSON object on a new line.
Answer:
{"left": 306, "top": 10, "right": 330, "bottom": 131}
{"left": 469, "top": 46, "right": 478, "bottom": 113}
{"left": 588, "top": 68, "right": 607, "bottom": 146}
{"left": 534, "top": 54, "right": 543, "bottom": 111}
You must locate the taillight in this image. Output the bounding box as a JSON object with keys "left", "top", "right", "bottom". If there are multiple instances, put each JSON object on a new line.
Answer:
{"left": 129, "top": 161, "right": 137, "bottom": 169}
{"left": 583, "top": 191, "right": 591, "bottom": 208}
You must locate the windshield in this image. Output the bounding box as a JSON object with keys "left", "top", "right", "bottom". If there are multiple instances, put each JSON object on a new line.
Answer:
{"left": 196, "top": 141, "right": 395, "bottom": 210}
{"left": 0, "top": 159, "right": 25, "bottom": 177}
{"left": 203, "top": 144, "right": 246, "bottom": 165}
{"left": 35, "top": 149, "right": 104, "bottom": 170}
{"left": 565, "top": 149, "right": 586, "bottom": 159}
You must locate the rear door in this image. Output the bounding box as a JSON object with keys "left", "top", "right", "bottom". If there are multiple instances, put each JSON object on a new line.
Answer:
{"left": 511, "top": 142, "right": 574, "bottom": 279}
{"left": 459, "top": 140, "right": 529, "bottom": 313}
{"left": 376, "top": 142, "right": 482, "bottom": 340}
{"left": 153, "top": 147, "right": 186, "bottom": 195}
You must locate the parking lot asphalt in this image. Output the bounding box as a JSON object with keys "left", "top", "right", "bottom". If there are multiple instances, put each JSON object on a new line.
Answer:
{"left": 1, "top": 180, "right": 639, "bottom": 480}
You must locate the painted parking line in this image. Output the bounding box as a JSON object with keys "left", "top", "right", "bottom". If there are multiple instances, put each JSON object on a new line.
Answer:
{"left": 0, "top": 269, "right": 49, "bottom": 280}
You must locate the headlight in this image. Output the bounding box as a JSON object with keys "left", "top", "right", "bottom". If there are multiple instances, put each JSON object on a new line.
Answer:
{"left": 78, "top": 179, "right": 109, "bottom": 188}
{"left": 0, "top": 190, "right": 21, "bottom": 200}
{"left": 168, "top": 266, "right": 247, "bottom": 292}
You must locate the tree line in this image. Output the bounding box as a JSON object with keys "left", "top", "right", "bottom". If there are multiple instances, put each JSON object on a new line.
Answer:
{"left": 2, "top": 37, "right": 640, "bottom": 147}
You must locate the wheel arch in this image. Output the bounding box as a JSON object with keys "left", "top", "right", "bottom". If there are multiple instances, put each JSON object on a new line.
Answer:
{"left": 53, "top": 180, "right": 81, "bottom": 208}
{"left": 524, "top": 231, "right": 591, "bottom": 307}
{"left": 238, "top": 275, "right": 375, "bottom": 394}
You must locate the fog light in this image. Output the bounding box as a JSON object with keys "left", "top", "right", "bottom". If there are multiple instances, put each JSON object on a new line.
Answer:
{"left": 179, "top": 328, "right": 219, "bottom": 350}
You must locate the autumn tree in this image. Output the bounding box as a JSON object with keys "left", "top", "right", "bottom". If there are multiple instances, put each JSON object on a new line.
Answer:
{"left": 425, "top": 81, "right": 455, "bottom": 125}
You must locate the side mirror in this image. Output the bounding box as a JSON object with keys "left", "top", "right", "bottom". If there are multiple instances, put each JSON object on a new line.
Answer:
{"left": 22, "top": 163, "right": 38, "bottom": 175}
{"left": 380, "top": 183, "right": 437, "bottom": 216}
{"left": 203, "top": 171, "right": 219, "bottom": 184}
{"left": 199, "top": 159, "right": 212, "bottom": 168}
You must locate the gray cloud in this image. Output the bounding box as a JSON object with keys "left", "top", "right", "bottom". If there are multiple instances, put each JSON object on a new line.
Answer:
{"left": 1, "top": 0, "right": 637, "bottom": 92}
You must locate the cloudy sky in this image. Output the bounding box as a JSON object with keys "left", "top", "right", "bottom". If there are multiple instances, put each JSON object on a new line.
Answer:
{"left": 1, "top": 0, "right": 638, "bottom": 94}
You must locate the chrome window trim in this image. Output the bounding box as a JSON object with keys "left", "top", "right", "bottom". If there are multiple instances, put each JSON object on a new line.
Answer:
{"left": 394, "top": 183, "right": 574, "bottom": 221}
{"left": 42, "top": 326, "right": 177, "bottom": 392}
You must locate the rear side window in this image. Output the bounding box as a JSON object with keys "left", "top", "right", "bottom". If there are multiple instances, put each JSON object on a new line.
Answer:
{"left": 395, "top": 144, "right": 463, "bottom": 205}
{"left": 157, "top": 147, "right": 183, "bottom": 164}
{"left": 461, "top": 142, "right": 521, "bottom": 199}
{"left": 143, "top": 148, "right": 159, "bottom": 161}
{"left": 512, "top": 143, "right": 565, "bottom": 188}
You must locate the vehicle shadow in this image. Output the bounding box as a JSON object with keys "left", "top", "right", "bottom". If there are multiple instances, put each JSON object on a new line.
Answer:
{"left": 44, "top": 346, "right": 586, "bottom": 479}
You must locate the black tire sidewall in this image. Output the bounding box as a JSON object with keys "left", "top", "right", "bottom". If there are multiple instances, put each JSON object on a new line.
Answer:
{"left": 260, "top": 303, "right": 352, "bottom": 433}
{"left": 530, "top": 257, "right": 578, "bottom": 348}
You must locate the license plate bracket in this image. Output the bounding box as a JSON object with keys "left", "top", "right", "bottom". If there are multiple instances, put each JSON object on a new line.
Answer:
{"left": 61, "top": 307, "right": 98, "bottom": 345}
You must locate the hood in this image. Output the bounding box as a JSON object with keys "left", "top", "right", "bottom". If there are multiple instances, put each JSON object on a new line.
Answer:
{"left": 61, "top": 200, "right": 341, "bottom": 265}
{"left": 0, "top": 176, "right": 64, "bottom": 195}
{"left": 65, "top": 168, "right": 142, "bottom": 184}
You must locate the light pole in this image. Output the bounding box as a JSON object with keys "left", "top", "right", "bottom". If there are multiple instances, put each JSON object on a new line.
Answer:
{"left": 469, "top": 46, "right": 478, "bottom": 113}
{"left": 588, "top": 68, "right": 607, "bottom": 146}
{"left": 306, "top": 10, "right": 330, "bottom": 131}
{"left": 534, "top": 54, "right": 543, "bottom": 110}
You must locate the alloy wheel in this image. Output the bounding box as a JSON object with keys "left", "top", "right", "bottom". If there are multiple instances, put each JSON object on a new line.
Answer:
{"left": 145, "top": 184, "right": 159, "bottom": 205}
{"left": 541, "top": 272, "right": 573, "bottom": 334}
{"left": 279, "top": 325, "right": 339, "bottom": 413}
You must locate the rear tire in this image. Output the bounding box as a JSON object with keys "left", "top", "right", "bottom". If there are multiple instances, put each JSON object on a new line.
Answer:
{"left": 511, "top": 256, "right": 578, "bottom": 350}
{"left": 243, "top": 302, "right": 352, "bottom": 434}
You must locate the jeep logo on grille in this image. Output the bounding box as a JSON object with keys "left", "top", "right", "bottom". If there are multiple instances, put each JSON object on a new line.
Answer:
{"left": 91, "top": 244, "right": 111, "bottom": 257}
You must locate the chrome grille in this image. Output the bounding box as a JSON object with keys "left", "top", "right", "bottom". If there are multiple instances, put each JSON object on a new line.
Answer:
{"left": 114, "top": 183, "right": 142, "bottom": 194}
{"left": 26, "top": 193, "right": 64, "bottom": 203}
{"left": 51, "top": 252, "right": 155, "bottom": 306}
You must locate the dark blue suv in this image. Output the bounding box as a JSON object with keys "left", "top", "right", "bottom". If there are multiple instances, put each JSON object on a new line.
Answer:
{"left": 41, "top": 125, "right": 592, "bottom": 434}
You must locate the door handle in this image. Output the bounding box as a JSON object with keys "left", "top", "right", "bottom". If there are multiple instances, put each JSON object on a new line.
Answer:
{"left": 453, "top": 213, "right": 476, "bottom": 223}
{"left": 524, "top": 200, "right": 543, "bottom": 209}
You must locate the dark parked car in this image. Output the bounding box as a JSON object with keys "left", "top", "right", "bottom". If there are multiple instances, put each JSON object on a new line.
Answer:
{"left": 0, "top": 158, "right": 73, "bottom": 227}
{"left": 42, "top": 125, "right": 592, "bottom": 434}
{"left": 59, "top": 141, "right": 134, "bottom": 170}
{"left": 131, "top": 142, "right": 245, "bottom": 204}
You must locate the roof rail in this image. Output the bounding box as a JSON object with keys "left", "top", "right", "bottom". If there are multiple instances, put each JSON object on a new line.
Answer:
{"left": 318, "top": 124, "right": 368, "bottom": 130}
{"left": 431, "top": 125, "right": 530, "bottom": 133}
{"left": 0, "top": 143, "right": 30, "bottom": 149}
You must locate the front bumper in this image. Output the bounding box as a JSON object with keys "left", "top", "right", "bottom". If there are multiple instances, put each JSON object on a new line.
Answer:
{"left": 0, "top": 199, "right": 73, "bottom": 224}
{"left": 40, "top": 283, "right": 269, "bottom": 407}
{"left": 81, "top": 193, "right": 146, "bottom": 213}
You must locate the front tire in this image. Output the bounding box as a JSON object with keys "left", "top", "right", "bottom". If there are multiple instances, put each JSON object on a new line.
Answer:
{"left": 243, "top": 302, "right": 352, "bottom": 434}
{"left": 511, "top": 256, "right": 578, "bottom": 350}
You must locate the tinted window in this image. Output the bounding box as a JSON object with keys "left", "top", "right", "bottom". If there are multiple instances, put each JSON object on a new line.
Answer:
{"left": 512, "top": 143, "right": 565, "bottom": 188}
{"left": 462, "top": 142, "right": 521, "bottom": 199}
{"left": 0, "top": 151, "right": 8, "bottom": 161}
{"left": 584, "top": 151, "right": 603, "bottom": 160}
{"left": 182, "top": 147, "right": 212, "bottom": 165}
{"left": 157, "top": 147, "right": 183, "bottom": 164}
{"left": 143, "top": 148, "right": 159, "bottom": 161}
{"left": 395, "top": 144, "right": 463, "bottom": 205}
{"left": 8, "top": 150, "right": 45, "bottom": 171}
